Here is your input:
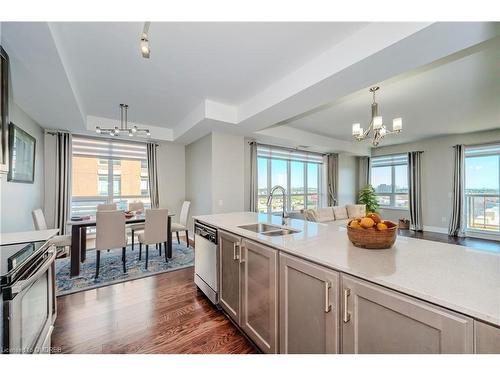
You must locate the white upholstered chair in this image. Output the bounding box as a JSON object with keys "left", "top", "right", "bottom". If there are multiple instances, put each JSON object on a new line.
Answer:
{"left": 128, "top": 201, "right": 145, "bottom": 250}
{"left": 95, "top": 210, "right": 128, "bottom": 279}
{"left": 32, "top": 209, "right": 72, "bottom": 256}
{"left": 171, "top": 201, "right": 191, "bottom": 247}
{"left": 97, "top": 203, "right": 117, "bottom": 211}
{"left": 138, "top": 209, "right": 169, "bottom": 269}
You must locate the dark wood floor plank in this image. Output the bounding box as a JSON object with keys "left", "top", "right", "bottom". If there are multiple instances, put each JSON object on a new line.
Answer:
{"left": 52, "top": 267, "right": 256, "bottom": 354}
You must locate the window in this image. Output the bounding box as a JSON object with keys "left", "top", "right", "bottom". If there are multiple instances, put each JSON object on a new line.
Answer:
{"left": 465, "top": 144, "right": 500, "bottom": 236}
{"left": 371, "top": 154, "right": 408, "bottom": 209}
{"left": 256, "top": 144, "right": 324, "bottom": 214}
{"left": 71, "top": 136, "right": 150, "bottom": 216}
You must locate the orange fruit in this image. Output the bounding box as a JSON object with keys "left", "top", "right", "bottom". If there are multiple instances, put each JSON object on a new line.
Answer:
{"left": 349, "top": 220, "right": 361, "bottom": 229}
{"left": 367, "top": 213, "right": 381, "bottom": 224}
{"left": 360, "top": 217, "right": 375, "bottom": 229}
{"left": 376, "top": 222, "right": 388, "bottom": 231}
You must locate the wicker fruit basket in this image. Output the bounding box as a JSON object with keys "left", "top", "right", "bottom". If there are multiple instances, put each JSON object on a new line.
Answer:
{"left": 347, "top": 219, "right": 398, "bottom": 249}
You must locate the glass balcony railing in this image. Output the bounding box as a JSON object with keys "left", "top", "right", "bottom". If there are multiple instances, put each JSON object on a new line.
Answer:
{"left": 466, "top": 194, "right": 500, "bottom": 233}
{"left": 71, "top": 196, "right": 151, "bottom": 217}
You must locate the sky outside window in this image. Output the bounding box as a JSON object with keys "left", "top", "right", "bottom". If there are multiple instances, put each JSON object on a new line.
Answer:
{"left": 465, "top": 155, "right": 499, "bottom": 193}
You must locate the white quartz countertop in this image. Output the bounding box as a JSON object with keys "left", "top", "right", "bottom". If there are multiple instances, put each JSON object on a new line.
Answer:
{"left": 0, "top": 229, "right": 59, "bottom": 246}
{"left": 194, "top": 212, "right": 500, "bottom": 326}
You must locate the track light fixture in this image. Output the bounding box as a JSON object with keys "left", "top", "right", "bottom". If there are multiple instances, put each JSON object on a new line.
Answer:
{"left": 141, "top": 22, "right": 151, "bottom": 58}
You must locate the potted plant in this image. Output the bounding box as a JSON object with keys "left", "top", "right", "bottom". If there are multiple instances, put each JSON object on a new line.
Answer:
{"left": 358, "top": 184, "right": 379, "bottom": 214}
{"left": 399, "top": 218, "right": 410, "bottom": 229}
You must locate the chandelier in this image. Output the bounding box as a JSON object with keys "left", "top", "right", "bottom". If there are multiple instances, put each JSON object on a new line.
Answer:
{"left": 352, "top": 86, "right": 402, "bottom": 146}
{"left": 96, "top": 104, "right": 150, "bottom": 137}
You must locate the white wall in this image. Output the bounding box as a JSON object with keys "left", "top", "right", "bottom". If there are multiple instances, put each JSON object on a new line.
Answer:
{"left": 157, "top": 141, "right": 186, "bottom": 222}
{"left": 372, "top": 129, "right": 500, "bottom": 232}
{"left": 211, "top": 132, "right": 245, "bottom": 214}
{"left": 185, "top": 133, "right": 213, "bottom": 230}
{"left": 0, "top": 103, "right": 45, "bottom": 233}
{"left": 337, "top": 153, "right": 357, "bottom": 206}
{"left": 185, "top": 132, "right": 246, "bottom": 229}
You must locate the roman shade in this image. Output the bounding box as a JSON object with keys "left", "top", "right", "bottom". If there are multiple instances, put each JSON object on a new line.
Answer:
{"left": 257, "top": 144, "right": 324, "bottom": 164}
{"left": 72, "top": 136, "right": 147, "bottom": 160}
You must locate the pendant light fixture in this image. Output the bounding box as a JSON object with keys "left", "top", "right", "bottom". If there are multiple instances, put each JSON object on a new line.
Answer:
{"left": 96, "top": 104, "right": 150, "bottom": 137}
{"left": 351, "top": 86, "right": 402, "bottom": 147}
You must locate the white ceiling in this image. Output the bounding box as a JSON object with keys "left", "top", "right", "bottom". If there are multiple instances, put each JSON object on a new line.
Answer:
{"left": 284, "top": 41, "right": 500, "bottom": 146}
{"left": 1, "top": 21, "right": 498, "bottom": 150}
{"left": 50, "top": 22, "right": 367, "bottom": 126}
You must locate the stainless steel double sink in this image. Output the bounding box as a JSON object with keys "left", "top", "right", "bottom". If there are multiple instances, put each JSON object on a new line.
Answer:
{"left": 237, "top": 223, "right": 300, "bottom": 236}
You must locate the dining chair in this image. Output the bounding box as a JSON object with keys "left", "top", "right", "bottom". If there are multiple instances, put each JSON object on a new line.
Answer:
{"left": 97, "top": 203, "right": 117, "bottom": 211}
{"left": 32, "top": 208, "right": 72, "bottom": 257}
{"left": 128, "top": 201, "right": 145, "bottom": 251}
{"left": 95, "top": 210, "right": 128, "bottom": 279}
{"left": 137, "top": 209, "right": 169, "bottom": 269}
{"left": 171, "top": 201, "right": 191, "bottom": 247}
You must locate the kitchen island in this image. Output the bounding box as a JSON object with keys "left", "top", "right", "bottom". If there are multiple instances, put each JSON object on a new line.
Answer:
{"left": 194, "top": 212, "right": 500, "bottom": 354}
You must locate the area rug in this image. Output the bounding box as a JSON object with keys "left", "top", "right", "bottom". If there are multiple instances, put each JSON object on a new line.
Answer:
{"left": 55, "top": 243, "right": 194, "bottom": 296}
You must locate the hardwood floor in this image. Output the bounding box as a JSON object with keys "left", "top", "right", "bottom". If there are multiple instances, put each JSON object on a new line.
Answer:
{"left": 52, "top": 267, "right": 256, "bottom": 354}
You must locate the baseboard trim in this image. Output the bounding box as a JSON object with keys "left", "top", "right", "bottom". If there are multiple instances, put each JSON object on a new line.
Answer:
{"left": 422, "top": 225, "right": 448, "bottom": 234}
{"left": 465, "top": 231, "right": 500, "bottom": 241}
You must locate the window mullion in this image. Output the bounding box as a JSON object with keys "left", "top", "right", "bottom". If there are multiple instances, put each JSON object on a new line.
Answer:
{"left": 267, "top": 158, "right": 271, "bottom": 214}
{"left": 304, "top": 162, "right": 308, "bottom": 210}
{"left": 108, "top": 159, "right": 113, "bottom": 204}
{"left": 287, "top": 160, "right": 291, "bottom": 212}
{"left": 391, "top": 165, "right": 396, "bottom": 207}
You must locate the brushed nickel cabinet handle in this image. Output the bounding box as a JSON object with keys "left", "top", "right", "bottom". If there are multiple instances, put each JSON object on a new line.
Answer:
{"left": 343, "top": 288, "right": 351, "bottom": 323}
{"left": 324, "top": 281, "right": 332, "bottom": 313}
{"left": 239, "top": 245, "right": 245, "bottom": 264}
{"left": 233, "top": 242, "right": 240, "bottom": 260}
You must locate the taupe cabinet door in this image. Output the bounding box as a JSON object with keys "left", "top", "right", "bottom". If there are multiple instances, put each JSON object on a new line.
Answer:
{"left": 279, "top": 253, "right": 340, "bottom": 354}
{"left": 474, "top": 321, "right": 500, "bottom": 353}
{"left": 341, "top": 275, "right": 474, "bottom": 353}
{"left": 240, "top": 239, "right": 278, "bottom": 353}
{"left": 218, "top": 230, "right": 242, "bottom": 324}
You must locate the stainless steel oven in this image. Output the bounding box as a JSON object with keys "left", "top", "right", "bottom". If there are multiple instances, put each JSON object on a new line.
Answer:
{"left": 1, "top": 241, "right": 57, "bottom": 354}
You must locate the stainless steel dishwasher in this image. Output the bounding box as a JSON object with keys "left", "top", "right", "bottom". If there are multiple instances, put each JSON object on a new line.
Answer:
{"left": 194, "top": 221, "right": 218, "bottom": 304}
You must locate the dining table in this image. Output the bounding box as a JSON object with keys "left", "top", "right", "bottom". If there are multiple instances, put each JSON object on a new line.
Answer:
{"left": 67, "top": 213, "right": 175, "bottom": 277}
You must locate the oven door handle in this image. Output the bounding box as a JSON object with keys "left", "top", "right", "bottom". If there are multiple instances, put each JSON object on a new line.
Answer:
{"left": 11, "top": 247, "right": 56, "bottom": 295}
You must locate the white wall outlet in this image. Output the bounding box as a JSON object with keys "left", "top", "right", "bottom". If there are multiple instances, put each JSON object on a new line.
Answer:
{"left": 441, "top": 216, "right": 447, "bottom": 223}
{"left": 218, "top": 200, "right": 223, "bottom": 206}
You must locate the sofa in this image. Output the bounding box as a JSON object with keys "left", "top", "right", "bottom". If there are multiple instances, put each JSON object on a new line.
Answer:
{"left": 302, "top": 204, "right": 366, "bottom": 225}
